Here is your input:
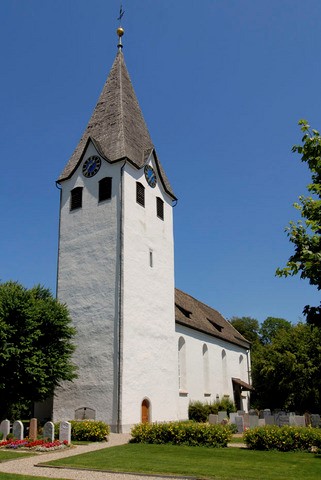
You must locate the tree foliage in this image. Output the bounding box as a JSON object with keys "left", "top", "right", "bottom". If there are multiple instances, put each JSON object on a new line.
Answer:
{"left": 251, "top": 322, "right": 321, "bottom": 412}
{"left": 0, "top": 281, "right": 77, "bottom": 419}
{"left": 229, "top": 316, "right": 260, "bottom": 344}
{"left": 259, "top": 317, "right": 292, "bottom": 345}
{"left": 276, "top": 120, "right": 321, "bottom": 326}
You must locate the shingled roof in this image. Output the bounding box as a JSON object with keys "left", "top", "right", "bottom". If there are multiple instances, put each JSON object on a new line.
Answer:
{"left": 58, "top": 51, "right": 176, "bottom": 199}
{"left": 175, "top": 288, "right": 251, "bottom": 349}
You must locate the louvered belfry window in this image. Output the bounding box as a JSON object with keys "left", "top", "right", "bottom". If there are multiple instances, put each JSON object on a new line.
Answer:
{"left": 99, "top": 177, "right": 112, "bottom": 202}
{"left": 136, "top": 182, "right": 145, "bottom": 207}
{"left": 70, "top": 187, "right": 83, "bottom": 211}
{"left": 156, "top": 197, "right": 164, "bottom": 220}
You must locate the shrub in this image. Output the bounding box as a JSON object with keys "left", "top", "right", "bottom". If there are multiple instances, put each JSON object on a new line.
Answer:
{"left": 243, "top": 425, "right": 321, "bottom": 452}
{"left": 131, "top": 421, "right": 232, "bottom": 447}
{"left": 54, "top": 420, "right": 110, "bottom": 442}
{"left": 188, "top": 398, "right": 236, "bottom": 422}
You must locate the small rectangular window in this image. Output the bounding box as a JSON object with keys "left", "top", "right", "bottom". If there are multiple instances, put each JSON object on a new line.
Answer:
{"left": 136, "top": 182, "right": 145, "bottom": 207}
{"left": 99, "top": 177, "right": 112, "bottom": 202}
{"left": 70, "top": 187, "right": 83, "bottom": 211}
{"left": 149, "top": 250, "right": 153, "bottom": 268}
{"left": 156, "top": 197, "right": 164, "bottom": 220}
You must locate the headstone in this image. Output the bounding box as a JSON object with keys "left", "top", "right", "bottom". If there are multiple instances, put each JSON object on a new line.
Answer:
{"left": 59, "top": 421, "right": 71, "bottom": 444}
{"left": 249, "top": 409, "right": 257, "bottom": 415}
{"left": 218, "top": 411, "right": 227, "bottom": 423}
{"left": 262, "top": 409, "right": 271, "bottom": 419}
{"left": 311, "top": 414, "right": 321, "bottom": 428}
{"left": 229, "top": 413, "right": 238, "bottom": 424}
{"left": 258, "top": 419, "right": 266, "bottom": 427}
{"left": 249, "top": 414, "right": 259, "bottom": 429}
{"left": 29, "top": 418, "right": 37, "bottom": 441}
{"left": 274, "top": 411, "right": 286, "bottom": 427}
{"left": 278, "top": 415, "right": 290, "bottom": 427}
{"left": 43, "top": 421, "right": 55, "bottom": 442}
{"left": 208, "top": 414, "right": 218, "bottom": 425}
{"left": 12, "top": 420, "right": 23, "bottom": 440}
{"left": 237, "top": 410, "right": 245, "bottom": 416}
{"left": 235, "top": 416, "right": 244, "bottom": 433}
{"left": 305, "top": 413, "right": 311, "bottom": 427}
{"left": 75, "top": 407, "right": 96, "bottom": 420}
{"left": 0, "top": 419, "right": 10, "bottom": 440}
{"left": 265, "top": 415, "right": 275, "bottom": 425}
{"left": 243, "top": 413, "right": 250, "bottom": 429}
{"left": 289, "top": 415, "right": 305, "bottom": 427}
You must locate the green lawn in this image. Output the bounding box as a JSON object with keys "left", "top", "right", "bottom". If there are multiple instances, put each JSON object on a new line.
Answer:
{"left": 44, "top": 443, "right": 321, "bottom": 480}
{"left": 0, "top": 452, "right": 33, "bottom": 463}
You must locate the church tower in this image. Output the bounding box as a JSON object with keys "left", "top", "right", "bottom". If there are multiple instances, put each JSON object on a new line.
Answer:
{"left": 52, "top": 29, "right": 179, "bottom": 432}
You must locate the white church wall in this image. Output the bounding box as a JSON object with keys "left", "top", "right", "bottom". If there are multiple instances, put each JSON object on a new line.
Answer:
{"left": 120, "top": 158, "right": 179, "bottom": 432}
{"left": 53, "top": 142, "right": 122, "bottom": 428}
{"left": 176, "top": 324, "right": 250, "bottom": 419}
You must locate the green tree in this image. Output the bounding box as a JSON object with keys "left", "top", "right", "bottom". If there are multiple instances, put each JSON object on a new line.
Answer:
{"left": 0, "top": 281, "right": 77, "bottom": 419}
{"left": 251, "top": 322, "right": 321, "bottom": 412}
{"left": 276, "top": 120, "right": 321, "bottom": 326}
{"left": 229, "top": 316, "right": 260, "bottom": 344}
{"left": 259, "top": 317, "right": 292, "bottom": 345}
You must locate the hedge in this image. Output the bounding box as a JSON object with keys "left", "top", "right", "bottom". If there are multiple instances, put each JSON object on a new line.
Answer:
{"left": 243, "top": 425, "right": 321, "bottom": 452}
{"left": 188, "top": 399, "right": 236, "bottom": 423}
{"left": 131, "top": 421, "right": 232, "bottom": 447}
{"left": 54, "top": 420, "right": 110, "bottom": 442}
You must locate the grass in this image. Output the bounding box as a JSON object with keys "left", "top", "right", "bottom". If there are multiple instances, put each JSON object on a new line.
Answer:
{"left": 0, "top": 452, "right": 34, "bottom": 463}
{"left": 44, "top": 443, "right": 321, "bottom": 480}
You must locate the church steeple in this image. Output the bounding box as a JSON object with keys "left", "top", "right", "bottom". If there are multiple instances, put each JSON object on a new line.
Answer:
{"left": 58, "top": 29, "right": 175, "bottom": 199}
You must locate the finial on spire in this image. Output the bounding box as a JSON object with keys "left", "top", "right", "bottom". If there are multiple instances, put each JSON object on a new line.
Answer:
{"left": 117, "top": 4, "right": 125, "bottom": 50}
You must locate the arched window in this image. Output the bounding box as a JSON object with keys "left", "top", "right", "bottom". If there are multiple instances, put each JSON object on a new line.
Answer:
{"left": 203, "top": 344, "right": 210, "bottom": 393}
{"left": 222, "top": 349, "right": 228, "bottom": 392}
{"left": 136, "top": 182, "right": 145, "bottom": 207}
{"left": 178, "top": 337, "right": 187, "bottom": 391}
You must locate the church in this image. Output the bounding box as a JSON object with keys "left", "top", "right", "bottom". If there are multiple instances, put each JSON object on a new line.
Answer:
{"left": 49, "top": 28, "right": 251, "bottom": 433}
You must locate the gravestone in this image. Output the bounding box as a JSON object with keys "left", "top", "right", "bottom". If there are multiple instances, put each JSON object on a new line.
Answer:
{"left": 289, "top": 415, "right": 305, "bottom": 427}
{"left": 43, "top": 421, "right": 55, "bottom": 442}
{"left": 258, "top": 419, "right": 266, "bottom": 427}
{"left": 235, "top": 416, "right": 244, "bottom": 433}
{"left": 12, "top": 420, "right": 23, "bottom": 440}
{"left": 229, "top": 413, "right": 238, "bottom": 424}
{"left": 265, "top": 415, "right": 275, "bottom": 425}
{"left": 208, "top": 414, "right": 218, "bottom": 425}
{"left": 278, "top": 415, "right": 290, "bottom": 427}
{"left": 218, "top": 411, "right": 227, "bottom": 423}
{"left": 311, "top": 414, "right": 321, "bottom": 428}
{"left": 75, "top": 407, "right": 96, "bottom": 420}
{"left": 29, "top": 418, "right": 37, "bottom": 441}
{"left": 0, "top": 419, "right": 10, "bottom": 440}
{"left": 237, "top": 410, "right": 245, "bottom": 416}
{"left": 262, "top": 409, "right": 271, "bottom": 419}
{"left": 59, "top": 421, "right": 71, "bottom": 444}
{"left": 243, "top": 413, "right": 250, "bottom": 429}
{"left": 274, "top": 411, "right": 286, "bottom": 427}
{"left": 249, "top": 414, "right": 259, "bottom": 429}
{"left": 249, "top": 409, "right": 257, "bottom": 415}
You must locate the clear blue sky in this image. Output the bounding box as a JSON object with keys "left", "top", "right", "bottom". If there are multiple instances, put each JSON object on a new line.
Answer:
{"left": 1, "top": 0, "right": 320, "bottom": 324}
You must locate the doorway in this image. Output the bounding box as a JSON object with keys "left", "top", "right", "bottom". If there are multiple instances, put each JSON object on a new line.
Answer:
{"left": 141, "top": 399, "right": 150, "bottom": 423}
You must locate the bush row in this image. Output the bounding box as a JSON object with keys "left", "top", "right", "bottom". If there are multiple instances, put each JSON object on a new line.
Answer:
{"left": 54, "top": 420, "right": 110, "bottom": 442}
{"left": 243, "top": 425, "right": 321, "bottom": 452}
{"left": 131, "top": 421, "right": 232, "bottom": 447}
{"left": 188, "top": 399, "right": 236, "bottom": 423}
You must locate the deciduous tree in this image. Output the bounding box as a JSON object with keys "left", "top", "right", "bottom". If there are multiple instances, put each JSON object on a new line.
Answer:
{"left": 0, "top": 281, "right": 76, "bottom": 419}
{"left": 276, "top": 120, "right": 321, "bottom": 326}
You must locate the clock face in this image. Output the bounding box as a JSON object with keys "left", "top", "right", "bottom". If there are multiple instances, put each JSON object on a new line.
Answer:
{"left": 82, "top": 155, "right": 101, "bottom": 178}
{"left": 144, "top": 165, "right": 157, "bottom": 188}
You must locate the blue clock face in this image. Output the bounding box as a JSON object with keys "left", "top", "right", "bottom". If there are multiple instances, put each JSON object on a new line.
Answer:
{"left": 82, "top": 155, "right": 101, "bottom": 178}
{"left": 144, "top": 165, "right": 157, "bottom": 188}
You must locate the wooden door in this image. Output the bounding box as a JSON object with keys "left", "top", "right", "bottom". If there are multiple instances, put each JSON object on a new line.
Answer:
{"left": 141, "top": 399, "right": 150, "bottom": 423}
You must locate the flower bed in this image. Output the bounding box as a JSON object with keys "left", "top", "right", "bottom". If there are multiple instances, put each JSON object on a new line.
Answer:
{"left": 0, "top": 438, "right": 70, "bottom": 452}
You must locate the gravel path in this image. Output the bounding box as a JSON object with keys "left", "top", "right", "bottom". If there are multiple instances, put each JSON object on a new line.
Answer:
{"left": 0, "top": 433, "right": 191, "bottom": 480}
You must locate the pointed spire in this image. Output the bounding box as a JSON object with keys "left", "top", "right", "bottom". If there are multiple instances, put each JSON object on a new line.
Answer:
{"left": 58, "top": 37, "right": 176, "bottom": 199}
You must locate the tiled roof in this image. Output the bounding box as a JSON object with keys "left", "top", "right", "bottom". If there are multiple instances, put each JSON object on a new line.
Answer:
{"left": 175, "top": 288, "right": 251, "bottom": 349}
{"left": 58, "top": 51, "right": 176, "bottom": 199}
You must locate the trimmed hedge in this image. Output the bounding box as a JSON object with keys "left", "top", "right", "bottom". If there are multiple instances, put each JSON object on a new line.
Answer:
{"left": 131, "top": 421, "right": 232, "bottom": 447}
{"left": 188, "top": 399, "right": 236, "bottom": 423}
{"left": 54, "top": 420, "right": 110, "bottom": 442}
{"left": 243, "top": 425, "right": 321, "bottom": 452}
